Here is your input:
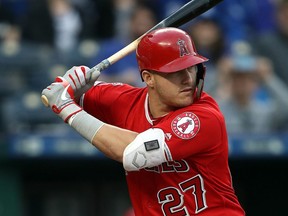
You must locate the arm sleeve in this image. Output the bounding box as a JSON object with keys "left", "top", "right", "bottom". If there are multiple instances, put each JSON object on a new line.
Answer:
{"left": 80, "top": 82, "right": 134, "bottom": 124}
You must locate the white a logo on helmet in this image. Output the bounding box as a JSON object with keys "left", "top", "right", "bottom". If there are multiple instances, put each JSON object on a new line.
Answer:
{"left": 177, "top": 39, "right": 190, "bottom": 57}
{"left": 171, "top": 112, "right": 200, "bottom": 139}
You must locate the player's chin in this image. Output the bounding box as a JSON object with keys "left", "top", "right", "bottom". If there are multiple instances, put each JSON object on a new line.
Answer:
{"left": 181, "top": 91, "right": 194, "bottom": 99}
{"left": 176, "top": 95, "right": 194, "bottom": 107}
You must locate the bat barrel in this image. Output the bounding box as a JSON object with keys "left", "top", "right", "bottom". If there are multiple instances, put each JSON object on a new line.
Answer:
{"left": 150, "top": 0, "right": 223, "bottom": 32}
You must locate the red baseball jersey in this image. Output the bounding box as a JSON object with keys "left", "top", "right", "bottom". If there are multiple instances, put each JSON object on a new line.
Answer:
{"left": 81, "top": 82, "right": 245, "bottom": 216}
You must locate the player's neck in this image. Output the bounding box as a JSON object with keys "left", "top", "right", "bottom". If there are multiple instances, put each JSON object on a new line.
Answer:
{"left": 147, "top": 94, "right": 173, "bottom": 119}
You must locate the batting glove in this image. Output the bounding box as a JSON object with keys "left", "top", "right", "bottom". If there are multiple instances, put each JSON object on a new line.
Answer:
{"left": 62, "top": 66, "right": 100, "bottom": 98}
{"left": 41, "top": 76, "right": 83, "bottom": 123}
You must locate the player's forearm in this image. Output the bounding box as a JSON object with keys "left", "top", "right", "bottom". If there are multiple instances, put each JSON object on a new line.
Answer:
{"left": 93, "top": 124, "right": 138, "bottom": 162}
{"left": 68, "top": 110, "right": 138, "bottom": 162}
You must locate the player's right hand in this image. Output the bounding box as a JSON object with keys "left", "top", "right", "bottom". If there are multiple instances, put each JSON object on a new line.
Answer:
{"left": 62, "top": 66, "right": 100, "bottom": 98}
{"left": 41, "top": 76, "right": 83, "bottom": 123}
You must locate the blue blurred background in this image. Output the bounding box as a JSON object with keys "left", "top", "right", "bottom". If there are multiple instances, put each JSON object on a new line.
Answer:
{"left": 1, "top": 0, "right": 288, "bottom": 215}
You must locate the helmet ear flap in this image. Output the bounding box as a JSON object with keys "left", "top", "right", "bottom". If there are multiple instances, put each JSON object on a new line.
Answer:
{"left": 196, "top": 64, "right": 206, "bottom": 99}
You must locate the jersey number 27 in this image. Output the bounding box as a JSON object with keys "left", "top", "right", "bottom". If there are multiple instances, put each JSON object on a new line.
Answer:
{"left": 157, "top": 174, "right": 207, "bottom": 215}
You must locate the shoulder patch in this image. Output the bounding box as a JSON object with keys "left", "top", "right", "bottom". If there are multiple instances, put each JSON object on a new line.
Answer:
{"left": 171, "top": 112, "right": 200, "bottom": 139}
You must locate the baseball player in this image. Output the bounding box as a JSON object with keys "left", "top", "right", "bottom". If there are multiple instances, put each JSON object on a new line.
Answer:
{"left": 42, "top": 27, "right": 245, "bottom": 215}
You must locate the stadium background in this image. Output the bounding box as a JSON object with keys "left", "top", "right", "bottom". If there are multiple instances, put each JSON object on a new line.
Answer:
{"left": 1, "top": 0, "right": 288, "bottom": 215}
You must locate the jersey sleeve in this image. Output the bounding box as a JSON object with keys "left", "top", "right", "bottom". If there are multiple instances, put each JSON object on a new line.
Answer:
{"left": 158, "top": 106, "right": 227, "bottom": 161}
{"left": 80, "top": 82, "right": 134, "bottom": 125}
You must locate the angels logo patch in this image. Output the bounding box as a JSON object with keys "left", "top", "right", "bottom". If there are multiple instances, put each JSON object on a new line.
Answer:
{"left": 171, "top": 112, "right": 200, "bottom": 139}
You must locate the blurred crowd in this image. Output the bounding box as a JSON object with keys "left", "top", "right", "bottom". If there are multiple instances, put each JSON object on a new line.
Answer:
{"left": 1, "top": 0, "right": 288, "bottom": 137}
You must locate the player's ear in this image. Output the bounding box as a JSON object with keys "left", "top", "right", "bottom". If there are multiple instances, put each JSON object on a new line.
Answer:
{"left": 142, "top": 70, "right": 154, "bottom": 87}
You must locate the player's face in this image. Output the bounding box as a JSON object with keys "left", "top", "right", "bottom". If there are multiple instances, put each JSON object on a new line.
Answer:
{"left": 151, "top": 66, "right": 197, "bottom": 109}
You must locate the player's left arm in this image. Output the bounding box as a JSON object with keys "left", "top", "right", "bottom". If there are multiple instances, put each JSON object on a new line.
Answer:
{"left": 42, "top": 78, "right": 168, "bottom": 166}
{"left": 88, "top": 120, "right": 139, "bottom": 162}
{"left": 72, "top": 116, "right": 169, "bottom": 169}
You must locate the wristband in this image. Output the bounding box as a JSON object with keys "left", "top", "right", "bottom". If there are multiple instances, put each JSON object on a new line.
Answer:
{"left": 68, "top": 111, "right": 105, "bottom": 143}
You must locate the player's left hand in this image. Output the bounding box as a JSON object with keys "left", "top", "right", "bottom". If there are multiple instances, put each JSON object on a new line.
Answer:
{"left": 41, "top": 76, "right": 83, "bottom": 123}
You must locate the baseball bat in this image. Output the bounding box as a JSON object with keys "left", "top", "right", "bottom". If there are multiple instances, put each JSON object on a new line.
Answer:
{"left": 41, "top": 0, "right": 223, "bottom": 106}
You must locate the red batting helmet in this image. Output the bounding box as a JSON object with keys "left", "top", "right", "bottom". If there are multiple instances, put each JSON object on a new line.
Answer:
{"left": 136, "top": 27, "right": 208, "bottom": 73}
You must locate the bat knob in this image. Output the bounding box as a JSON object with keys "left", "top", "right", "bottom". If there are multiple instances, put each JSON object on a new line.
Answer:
{"left": 41, "top": 95, "right": 49, "bottom": 107}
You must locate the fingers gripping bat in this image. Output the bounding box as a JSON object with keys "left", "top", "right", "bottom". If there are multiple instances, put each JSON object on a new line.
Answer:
{"left": 41, "top": 0, "right": 223, "bottom": 106}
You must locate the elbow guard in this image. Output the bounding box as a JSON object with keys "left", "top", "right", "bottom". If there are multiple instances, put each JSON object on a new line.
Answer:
{"left": 123, "top": 128, "right": 170, "bottom": 171}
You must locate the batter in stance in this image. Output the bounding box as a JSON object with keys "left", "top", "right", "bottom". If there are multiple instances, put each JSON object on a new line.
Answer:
{"left": 42, "top": 27, "right": 245, "bottom": 215}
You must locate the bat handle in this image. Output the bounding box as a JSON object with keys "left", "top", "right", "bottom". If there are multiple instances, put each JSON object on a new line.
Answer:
{"left": 91, "top": 59, "right": 111, "bottom": 75}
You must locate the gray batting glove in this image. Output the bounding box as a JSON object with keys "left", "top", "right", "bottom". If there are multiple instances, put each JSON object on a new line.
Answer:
{"left": 41, "top": 76, "right": 83, "bottom": 123}
{"left": 62, "top": 66, "right": 100, "bottom": 98}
